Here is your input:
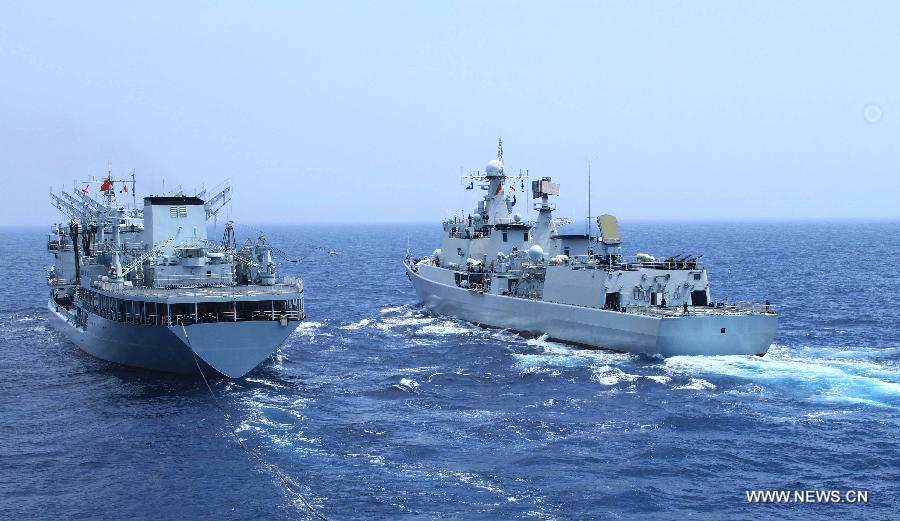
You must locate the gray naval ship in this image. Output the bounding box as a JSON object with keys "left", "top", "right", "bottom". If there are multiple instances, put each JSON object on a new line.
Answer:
{"left": 405, "top": 142, "right": 776, "bottom": 357}
{"left": 46, "top": 175, "right": 304, "bottom": 377}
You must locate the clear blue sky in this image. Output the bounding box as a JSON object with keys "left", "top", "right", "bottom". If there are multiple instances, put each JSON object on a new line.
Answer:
{"left": 1, "top": 1, "right": 897, "bottom": 224}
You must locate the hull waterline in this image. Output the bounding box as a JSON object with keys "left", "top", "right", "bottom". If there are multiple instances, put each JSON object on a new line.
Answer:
{"left": 406, "top": 263, "right": 776, "bottom": 357}
{"left": 48, "top": 300, "right": 300, "bottom": 377}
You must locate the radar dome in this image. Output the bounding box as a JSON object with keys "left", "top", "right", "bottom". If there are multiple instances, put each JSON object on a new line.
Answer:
{"left": 486, "top": 159, "right": 504, "bottom": 176}
{"left": 527, "top": 244, "right": 544, "bottom": 261}
{"left": 513, "top": 213, "right": 522, "bottom": 222}
{"left": 433, "top": 248, "right": 442, "bottom": 257}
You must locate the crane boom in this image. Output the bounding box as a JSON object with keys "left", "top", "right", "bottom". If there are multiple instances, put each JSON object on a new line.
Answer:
{"left": 205, "top": 185, "right": 231, "bottom": 219}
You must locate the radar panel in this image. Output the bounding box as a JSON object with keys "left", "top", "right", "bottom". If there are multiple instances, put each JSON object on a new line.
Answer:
{"left": 532, "top": 179, "right": 560, "bottom": 198}
{"left": 598, "top": 214, "right": 621, "bottom": 244}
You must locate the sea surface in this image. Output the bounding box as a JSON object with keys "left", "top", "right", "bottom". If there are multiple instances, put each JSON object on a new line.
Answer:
{"left": 1, "top": 222, "right": 899, "bottom": 520}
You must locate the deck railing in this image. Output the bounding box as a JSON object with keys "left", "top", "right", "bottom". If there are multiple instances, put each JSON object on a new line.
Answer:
{"left": 624, "top": 302, "right": 776, "bottom": 317}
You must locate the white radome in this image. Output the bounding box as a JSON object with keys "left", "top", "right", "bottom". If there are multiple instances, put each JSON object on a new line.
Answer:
{"left": 486, "top": 159, "right": 504, "bottom": 176}
{"left": 528, "top": 244, "right": 544, "bottom": 261}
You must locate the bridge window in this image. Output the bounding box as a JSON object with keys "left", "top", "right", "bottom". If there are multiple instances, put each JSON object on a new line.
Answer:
{"left": 524, "top": 231, "right": 529, "bottom": 242}
{"left": 502, "top": 231, "right": 508, "bottom": 242}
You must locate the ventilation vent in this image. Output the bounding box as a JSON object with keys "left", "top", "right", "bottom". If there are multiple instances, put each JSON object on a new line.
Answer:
{"left": 169, "top": 206, "right": 187, "bottom": 218}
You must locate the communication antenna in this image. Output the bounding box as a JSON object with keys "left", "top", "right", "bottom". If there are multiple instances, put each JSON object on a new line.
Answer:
{"left": 587, "top": 161, "right": 592, "bottom": 238}
{"left": 497, "top": 137, "right": 503, "bottom": 161}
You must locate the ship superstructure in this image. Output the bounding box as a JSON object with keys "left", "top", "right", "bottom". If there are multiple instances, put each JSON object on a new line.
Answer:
{"left": 404, "top": 141, "right": 776, "bottom": 357}
{"left": 47, "top": 174, "right": 304, "bottom": 377}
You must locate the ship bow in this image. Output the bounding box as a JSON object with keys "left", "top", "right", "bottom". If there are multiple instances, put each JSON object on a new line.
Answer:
{"left": 171, "top": 321, "right": 299, "bottom": 378}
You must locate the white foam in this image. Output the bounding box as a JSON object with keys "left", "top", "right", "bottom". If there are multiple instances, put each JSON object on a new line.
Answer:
{"left": 375, "top": 316, "right": 435, "bottom": 331}
{"left": 672, "top": 378, "right": 716, "bottom": 390}
{"left": 244, "top": 377, "right": 287, "bottom": 389}
{"left": 418, "top": 320, "right": 472, "bottom": 335}
{"left": 395, "top": 366, "right": 440, "bottom": 374}
{"left": 340, "top": 318, "right": 372, "bottom": 330}
{"left": 665, "top": 346, "right": 900, "bottom": 405}
{"left": 440, "top": 470, "right": 519, "bottom": 502}
{"left": 394, "top": 377, "right": 419, "bottom": 392}
{"left": 296, "top": 321, "right": 324, "bottom": 330}
{"left": 591, "top": 365, "right": 640, "bottom": 386}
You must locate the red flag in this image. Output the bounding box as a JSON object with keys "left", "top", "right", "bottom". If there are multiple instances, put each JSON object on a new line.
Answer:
{"left": 123, "top": 184, "right": 128, "bottom": 193}
{"left": 100, "top": 178, "right": 112, "bottom": 192}
{"left": 494, "top": 183, "right": 503, "bottom": 196}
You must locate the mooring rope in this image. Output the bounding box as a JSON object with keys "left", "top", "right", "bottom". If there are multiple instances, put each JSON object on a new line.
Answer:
{"left": 180, "top": 323, "right": 329, "bottom": 520}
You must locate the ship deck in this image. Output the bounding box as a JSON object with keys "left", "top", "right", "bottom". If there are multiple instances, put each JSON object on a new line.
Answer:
{"left": 89, "top": 282, "right": 304, "bottom": 302}
{"left": 623, "top": 304, "right": 776, "bottom": 318}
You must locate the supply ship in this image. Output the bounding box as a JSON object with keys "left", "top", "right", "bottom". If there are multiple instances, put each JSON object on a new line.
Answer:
{"left": 404, "top": 141, "right": 776, "bottom": 356}
{"left": 47, "top": 174, "right": 304, "bottom": 377}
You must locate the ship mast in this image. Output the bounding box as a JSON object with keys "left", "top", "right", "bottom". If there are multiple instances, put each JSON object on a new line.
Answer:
{"left": 586, "top": 161, "right": 592, "bottom": 238}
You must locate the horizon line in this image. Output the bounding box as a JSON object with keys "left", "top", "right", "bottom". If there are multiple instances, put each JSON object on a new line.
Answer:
{"left": 3, "top": 216, "right": 900, "bottom": 230}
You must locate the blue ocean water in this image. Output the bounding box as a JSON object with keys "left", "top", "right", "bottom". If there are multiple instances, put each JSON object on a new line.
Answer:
{"left": 1, "top": 221, "right": 899, "bottom": 520}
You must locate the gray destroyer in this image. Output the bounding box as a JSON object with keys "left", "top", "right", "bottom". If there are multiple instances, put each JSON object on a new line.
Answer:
{"left": 405, "top": 143, "right": 776, "bottom": 357}
{"left": 47, "top": 175, "right": 304, "bottom": 377}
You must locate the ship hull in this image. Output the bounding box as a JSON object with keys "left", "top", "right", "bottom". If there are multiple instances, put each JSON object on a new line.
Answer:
{"left": 406, "top": 264, "right": 776, "bottom": 357}
{"left": 47, "top": 300, "right": 299, "bottom": 377}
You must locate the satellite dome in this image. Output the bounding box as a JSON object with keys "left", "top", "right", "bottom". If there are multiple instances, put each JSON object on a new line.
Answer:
{"left": 485, "top": 159, "right": 504, "bottom": 176}
{"left": 527, "top": 244, "right": 544, "bottom": 261}
{"left": 433, "top": 248, "right": 442, "bottom": 257}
